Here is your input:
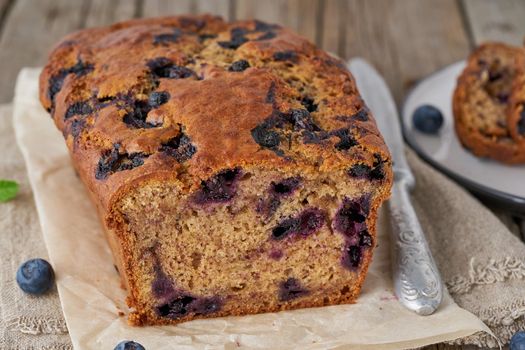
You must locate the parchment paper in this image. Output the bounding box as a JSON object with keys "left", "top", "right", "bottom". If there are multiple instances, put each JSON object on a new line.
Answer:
{"left": 13, "top": 68, "right": 491, "bottom": 350}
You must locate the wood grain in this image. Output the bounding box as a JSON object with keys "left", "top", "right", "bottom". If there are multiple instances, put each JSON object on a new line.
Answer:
{"left": 462, "top": 0, "right": 525, "bottom": 46}
{"left": 0, "top": 0, "right": 87, "bottom": 103}
{"left": 141, "top": 0, "right": 231, "bottom": 19}
{"left": 0, "top": 0, "right": 14, "bottom": 32}
{"left": 83, "top": 0, "right": 136, "bottom": 28}
{"left": 342, "top": 0, "right": 470, "bottom": 104}
{"left": 321, "top": 0, "right": 346, "bottom": 57}
{"left": 141, "top": 0, "right": 193, "bottom": 17}
{"left": 235, "top": 0, "right": 321, "bottom": 45}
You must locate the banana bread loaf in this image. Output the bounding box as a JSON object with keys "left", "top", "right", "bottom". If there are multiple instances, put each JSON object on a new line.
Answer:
{"left": 453, "top": 42, "right": 525, "bottom": 164}
{"left": 39, "top": 15, "right": 392, "bottom": 326}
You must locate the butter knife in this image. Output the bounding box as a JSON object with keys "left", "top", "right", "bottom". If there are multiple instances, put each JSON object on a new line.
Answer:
{"left": 349, "top": 58, "right": 443, "bottom": 315}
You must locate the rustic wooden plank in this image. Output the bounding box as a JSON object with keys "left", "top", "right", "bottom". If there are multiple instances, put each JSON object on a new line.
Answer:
{"left": 141, "top": 0, "right": 193, "bottom": 17}
{"left": 0, "top": 0, "right": 87, "bottom": 104}
{"left": 194, "top": 0, "right": 232, "bottom": 20}
{"left": 235, "top": 0, "right": 321, "bottom": 45}
{"left": 83, "top": 0, "right": 137, "bottom": 27}
{"left": 0, "top": 0, "right": 15, "bottom": 33}
{"left": 141, "top": 0, "right": 231, "bottom": 19}
{"left": 462, "top": 0, "right": 525, "bottom": 46}
{"left": 343, "top": 0, "right": 470, "bottom": 104}
{"left": 321, "top": 0, "right": 346, "bottom": 58}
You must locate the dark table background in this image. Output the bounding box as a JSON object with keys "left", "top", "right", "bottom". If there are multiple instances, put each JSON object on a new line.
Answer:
{"left": 1, "top": 0, "right": 524, "bottom": 348}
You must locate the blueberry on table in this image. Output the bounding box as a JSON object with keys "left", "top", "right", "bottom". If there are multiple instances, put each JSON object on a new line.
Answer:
{"left": 412, "top": 104, "right": 444, "bottom": 134}
{"left": 16, "top": 258, "right": 55, "bottom": 295}
{"left": 114, "top": 341, "right": 145, "bottom": 350}
{"left": 510, "top": 331, "right": 525, "bottom": 350}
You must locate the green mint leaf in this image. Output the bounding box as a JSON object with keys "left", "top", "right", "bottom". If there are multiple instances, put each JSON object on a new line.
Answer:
{"left": 0, "top": 180, "right": 19, "bottom": 202}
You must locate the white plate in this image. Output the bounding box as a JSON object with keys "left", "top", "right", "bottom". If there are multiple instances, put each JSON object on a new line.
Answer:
{"left": 402, "top": 61, "right": 525, "bottom": 214}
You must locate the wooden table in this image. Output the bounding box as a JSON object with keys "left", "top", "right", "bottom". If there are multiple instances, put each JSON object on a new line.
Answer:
{"left": 1, "top": 0, "right": 523, "bottom": 349}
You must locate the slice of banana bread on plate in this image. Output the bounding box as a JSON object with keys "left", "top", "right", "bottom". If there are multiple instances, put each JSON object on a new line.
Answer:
{"left": 453, "top": 42, "right": 525, "bottom": 164}
{"left": 39, "top": 15, "right": 392, "bottom": 326}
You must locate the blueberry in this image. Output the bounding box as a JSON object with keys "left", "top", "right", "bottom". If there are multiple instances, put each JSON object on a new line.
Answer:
{"left": 300, "top": 96, "right": 317, "bottom": 113}
{"left": 412, "top": 105, "right": 444, "bottom": 134}
{"left": 47, "top": 60, "right": 94, "bottom": 105}
{"left": 192, "top": 168, "right": 242, "bottom": 205}
{"left": 148, "top": 91, "right": 170, "bottom": 108}
{"left": 348, "top": 164, "right": 372, "bottom": 179}
{"left": 251, "top": 125, "right": 281, "bottom": 149}
{"left": 518, "top": 109, "right": 525, "bottom": 135}
{"left": 278, "top": 278, "right": 309, "bottom": 301}
{"left": 198, "top": 33, "right": 217, "bottom": 42}
{"left": 511, "top": 331, "right": 525, "bottom": 350}
{"left": 272, "top": 217, "right": 299, "bottom": 240}
{"left": 156, "top": 294, "right": 222, "bottom": 319}
{"left": 122, "top": 100, "right": 155, "bottom": 129}
{"left": 114, "top": 340, "right": 145, "bottom": 350}
{"left": 229, "top": 60, "right": 250, "bottom": 72}
{"left": 70, "top": 119, "right": 86, "bottom": 138}
{"left": 146, "top": 58, "right": 196, "bottom": 79}
{"left": 352, "top": 109, "right": 369, "bottom": 121}
{"left": 160, "top": 133, "right": 197, "bottom": 163}
{"left": 266, "top": 82, "right": 276, "bottom": 104}
{"left": 157, "top": 295, "right": 195, "bottom": 318}
{"left": 331, "top": 128, "right": 358, "bottom": 151}
{"left": 254, "top": 20, "right": 280, "bottom": 32}
{"left": 153, "top": 28, "right": 182, "bottom": 45}
{"left": 333, "top": 196, "right": 370, "bottom": 238}
{"left": 16, "top": 258, "right": 55, "bottom": 295}
{"left": 344, "top": 245, "right": 362, "bottom": 269}
{"left": 96, "top": 144, "right": 148, "bottom": 180}
{"left": 271, "top": 208, "right": 325, "bottom": 240}
{"left": 273, "top": 50, "right": 298, "bottom": 62}
{"left": 287, "top": 109, "right": 319, "bottom": 131}
{"left": 64, "top": 101, "right": 92, "bottom": 120}
{"left": 255, "top": 31, "right": 276, "bottom": 41}
{"left": 271, "top": 177, "right": 301, "bottom": 195}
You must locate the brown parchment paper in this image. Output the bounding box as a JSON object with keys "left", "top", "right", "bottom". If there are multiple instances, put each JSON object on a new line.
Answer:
{"left": 13, "top": 68, "right": 491, "bottom": 350}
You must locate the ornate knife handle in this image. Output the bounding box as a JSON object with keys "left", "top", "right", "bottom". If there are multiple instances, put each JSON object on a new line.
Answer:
{"left": 389, "top": 170, "right": 443, "bottom": 315}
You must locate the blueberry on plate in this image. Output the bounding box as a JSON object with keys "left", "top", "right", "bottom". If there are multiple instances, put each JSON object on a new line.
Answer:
{"left": 16, "top": 258, "right": 55, "bottom": 295}
{"left": 510, "top": 331, "right": 525, "bottom": 350}
{"left": 114, "top": 340, "right": 146, "bottom": 350}
{"left": 412, "top": 104, "right": 444, "bottom": 134}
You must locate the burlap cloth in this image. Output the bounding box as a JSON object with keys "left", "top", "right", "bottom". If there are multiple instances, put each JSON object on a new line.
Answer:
{"left": 0, "top": 72, "right": 524, "bottom": 349}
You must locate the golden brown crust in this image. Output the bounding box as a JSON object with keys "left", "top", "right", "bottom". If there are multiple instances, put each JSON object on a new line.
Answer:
{"left": 509, "top": 48, "right": 525, "bottom": 146}
{"left": 453, "top": 42, "right": 525, "bottom": 164}
{"left": 39, "top": 15, "right": 389, "bottom": 213}
{"left": 39, "top": 15, "right": 393, "bottom": 325}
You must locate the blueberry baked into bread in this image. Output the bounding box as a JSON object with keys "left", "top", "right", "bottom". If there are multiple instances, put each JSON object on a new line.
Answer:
{"left": 39, "top": 15, "right": 393, "bottom": 326}
{"left": 453, "top": 43, "right": 525, "bottom": 164}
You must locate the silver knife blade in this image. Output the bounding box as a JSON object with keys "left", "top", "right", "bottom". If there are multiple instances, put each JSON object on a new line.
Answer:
{"left": 349, "top": 58, "right": 443, "bottom": 316}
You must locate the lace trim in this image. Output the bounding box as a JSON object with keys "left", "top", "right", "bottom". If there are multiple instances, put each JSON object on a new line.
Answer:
{"left": 446, "top": 257, "right": 525, "bottom": 330}
{"left": 447, "top": 318, "right": 525, "bottom": 348}
{"left": 8, "top": 316, "right": 68, "bottom": 335}
{"left": 477, "top": 300, "right": 525, "bottom": 326}
{"left": 446, "top": 257, "right": 525, "bottom": 295}
{"left": 42, "top": 344, "right": 73, "bottom": 350}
